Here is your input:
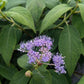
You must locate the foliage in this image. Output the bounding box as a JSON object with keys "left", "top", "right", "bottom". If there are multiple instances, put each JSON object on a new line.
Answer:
{"left": 0, "top": 0, "right": 84, "bottom": 84}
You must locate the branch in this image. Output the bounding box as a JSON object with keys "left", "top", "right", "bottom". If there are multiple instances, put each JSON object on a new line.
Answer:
{"left": 0, "top": 9, "right": 33, "bottom": 38}
{"left": 52, "top": 2, "right": 78, "bottom": 29}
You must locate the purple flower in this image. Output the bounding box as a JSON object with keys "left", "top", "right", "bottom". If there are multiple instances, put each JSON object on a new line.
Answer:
{"left": 53, "top": 53, "right": 66, "bottom": 74}
{"left": 33, "top": 35, "right": 53, "bottom": 50}
{"left": 18, "top": 42, "right": 26, "bottom": 52}
{"left": 18, "top": 35, "right": 53, "bottom": 64}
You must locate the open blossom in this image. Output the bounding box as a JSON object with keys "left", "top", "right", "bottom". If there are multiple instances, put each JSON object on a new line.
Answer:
{"left": 53, "top": 53, "right": 66, "bottom": 74}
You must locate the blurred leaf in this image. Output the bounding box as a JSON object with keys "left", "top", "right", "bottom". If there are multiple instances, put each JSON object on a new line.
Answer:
{"left": 0, "top": 64, "right": 18, "bottom": 80}
{"left": 0, "top": 26, "right": 17, "bottom": 65}
{"left": 26, "top": 0, "right": 45, "bottom": 23}
{"left": 40, "top": 4, "right": 72, "bottom": 34}
{"left": 5, "top": 0, "right": 27, "bottom": 10}
{"left": 17, "top": 54, "right": 33, "bottom": 69}
{"left": 5, "top": 6, "right": 36, "bottom": 33}
{"left": 67, "top": 0, "right": 76, "bottom": 7}
{"left": 78, "top": 76, "right": 84, "bottom": 84}
{"left": 78, "top": 3, "right": 84, "bottom": 22}
{"left": 30, "top": 66, "right": 52, "bottom": 84}
{"left": 81, "top": 0, "right": 84, "bottom": 3}
{"left": 10, "top": 70, "right": 29, "bottom": 84}
{"left": 49, "top": 70, "right": 69, "bottom": 84}
{"left": 44, "top": 0, "right": 60, "bottom": 9}
{"left": 72, "top": 14, "right": 84, "bottom": 38}
{"left": 59, "top": 25, "right": 81, "bottom": 76}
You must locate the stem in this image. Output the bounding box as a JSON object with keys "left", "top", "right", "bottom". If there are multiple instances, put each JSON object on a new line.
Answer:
{"left": 0, "top": 9, "right": 12, "bottom": 22}
{"left": 53, "top": 2, "right": 78, "bottom": 29}
{"left": 74, "top": 11, "right": 80, "bottom": 14}
{"left": 0, "top": 9, "right": 33, "bottom": 38}
{"left": 43, "top": 63, "right": 55, "bottom": 66}
{"left": 74, "top": 71, "right": 84, "bottom": 76}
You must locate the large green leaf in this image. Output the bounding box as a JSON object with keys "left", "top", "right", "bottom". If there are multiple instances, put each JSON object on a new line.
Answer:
{"left": 78, "top": 3, "right": 84, "bottom": 22}
{"left": 0, "top": 64, "right": 18, "bottom": 80}
{"left": 49, "top": 70, "right": 69, "bottom": 84}
{"left": 5, "top": 6, "right": 36, "bottom": 33}
{"left": 17, "top": 54, "right": 33, "bottom": 69}
{"left": 0, "top": 26, "right": 17, "bottom": 65}
{"left": 44, "top": 0, "right": 60, "bottom": 9}
{"left": 40, "top": 4, "right": 72, "bottom": 34}
{"left": 10, "top": 70, "right": 29, "bottom": 84}
{"left": 72, "top": 14, "right": 84, "bottom": 38}
{"left": 30, "top": 66, "right": 52, "bottom": 84}
{"left": 78, "top": 76, "right": 84, "bottom": 84}
{"left": 5, "top": 0, "right": 27, "bottom": 10}
{"left": 58, "top": 26, "right": 81, "bottom": 76}
{"left": 15, "top": 28, "right": 22, "bottom": 43}
{"left": 26, "top": 0, "right": 45, "bottom": 23}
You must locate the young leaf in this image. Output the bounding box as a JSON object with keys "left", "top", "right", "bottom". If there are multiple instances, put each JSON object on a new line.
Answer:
{"left": 30, "top": 66, "right": 52, "bottom": 84}
{"left": 49, "top": 70, "right": 69, "bottom": 84}
{"left": 78, "top": 3, "right": 84, "bottom": 22}
{"left": 26, "top": 0, "right": 45, "bottom": 23}
{"left": 58, "top": 26, "right": 81, "bottom": 76}
{"left": 0, "top": 64, "right": 18, "bottom": 80}
{"left": 0, "top": 26, "right": 17, "bottom": 65}
{"left": 10, "top": 70, "right": 29, "bottom": 84}
{"left": 40, "top": 4, "right": 72, "bottom": 34}
{"left": 5, "top": 6, "right": 36, "bottom": 33}
{"left": 5, "top": 0, "right": 27, "bottom": 10}
{"left": 78, "top": 76, "right": 84, "bottom": 84}
{"left": 17, "top": 54, "right": 33, "bottom": 69}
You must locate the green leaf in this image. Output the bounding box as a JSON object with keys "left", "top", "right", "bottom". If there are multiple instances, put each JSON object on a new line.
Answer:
{"left": 17, "top": 54, "right": 33, "bottom": 69}
{"left": 5, "top": 6, "right": 36, "bottom": 33}
{"left": 78, "top": 3, "right": 84, "bottom": 22}
{"left": 0, "top": 64, "right": 18, "bottom": 80}
{"left": 30, "top": 66, "right": 52, "bottom": 84}
{"left": 72, "top": 14, "right": 84, "bottom": 38}
{"left": 78, "top": 76, "right": 84, "bottom": 84}
{"left": 15, "top": 28, "right": 22, "bottom": 43}
{"left": 44, "top": 0, "right": 60, "bottom": 9}
{"left": 58, "top": 26, "right": 81, "bottom": 76}
{"left": 0, "top": 26, "right": 17, "bottom": 65}
{"left": 26, "top": 0, "right": 45, "bottom": 23}
{"left": 40, "top": 4, "right": 72, "bottom": 34}
{"left": 5, "top": 0, "right": 27, "bottom": 10}
{"left": 81, "top": 42, "right": 84, "bottom": 55}
{"left": 67, "top": 0, "right": 76, "bottom": 7}
{"left": 10, "top": 70, "right": 29, "bottom": 84}
{"left": 49, "top": 70, "right": 69, "bottom": 84}
{"left": 44, "top": 29, "right": 61, "bottom": 51}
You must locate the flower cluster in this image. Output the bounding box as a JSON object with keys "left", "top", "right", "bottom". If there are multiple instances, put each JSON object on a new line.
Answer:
{"left": 18, "top": 35, "right": 53, "bottom": 64}
{"left": 18, "top": 35, "right": 66, "bottom": 74}
{"left": 53, "top": 53, "right": 66, "bottom": 74}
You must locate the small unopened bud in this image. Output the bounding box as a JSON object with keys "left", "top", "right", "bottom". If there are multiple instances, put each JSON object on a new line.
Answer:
{"left": 25, "top": 70, "right": 32, "bottom": 77}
